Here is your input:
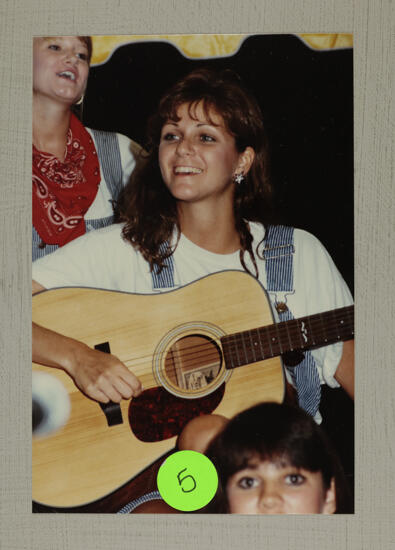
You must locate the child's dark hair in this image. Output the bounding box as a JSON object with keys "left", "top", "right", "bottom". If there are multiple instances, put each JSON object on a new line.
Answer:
{"left": 203, "top": 402, "right": 352, "bottom": 513}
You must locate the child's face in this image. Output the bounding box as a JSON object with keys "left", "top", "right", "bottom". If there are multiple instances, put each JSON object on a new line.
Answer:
{"left": 226, "top": 459, "right": 336, "bottom": 514}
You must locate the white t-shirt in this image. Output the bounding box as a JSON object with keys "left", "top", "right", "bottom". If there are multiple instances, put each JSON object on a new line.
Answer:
{"left": 33, "top": 221, "right": 353, "bottom": 407}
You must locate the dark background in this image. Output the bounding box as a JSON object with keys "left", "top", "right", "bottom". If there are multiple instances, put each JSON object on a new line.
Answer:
{"left": 82, "top": 34, "right": 354, "bottom": 294}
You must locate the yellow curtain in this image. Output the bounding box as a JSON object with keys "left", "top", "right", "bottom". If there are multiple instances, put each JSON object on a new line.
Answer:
{"left": 91, "top": 34, "right": 353, "bottom": 66}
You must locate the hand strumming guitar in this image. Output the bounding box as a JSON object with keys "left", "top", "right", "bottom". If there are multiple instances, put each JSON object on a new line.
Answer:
{"left": 32, "top": 280, "right": 142, "bottom": 404}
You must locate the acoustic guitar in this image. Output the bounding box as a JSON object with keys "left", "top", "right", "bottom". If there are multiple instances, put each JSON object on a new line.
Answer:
{"left": 32, "top": 270, "right": 354, "bottom": 509}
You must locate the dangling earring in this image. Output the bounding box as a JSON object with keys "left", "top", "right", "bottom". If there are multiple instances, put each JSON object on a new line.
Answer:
{"left": 233, "top": 172, "right": 245, "bottom": 184}
{"left": 75, "top": 94, "right": 84, "bottom": 106}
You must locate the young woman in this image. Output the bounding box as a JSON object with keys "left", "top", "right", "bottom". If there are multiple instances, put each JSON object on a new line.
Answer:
{"left": 33, "top": 36, "right": 139, "bottom": 260}
{"left": 201, "top": 402, "right": 352, "bottom": 514}
{"left": 32, "top": 67, "right": 354, "bottom": 414}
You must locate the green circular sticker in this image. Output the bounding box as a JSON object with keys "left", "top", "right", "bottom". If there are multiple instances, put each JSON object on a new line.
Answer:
{"left": 157, "top": 450, "right": 218, "bottom": 511}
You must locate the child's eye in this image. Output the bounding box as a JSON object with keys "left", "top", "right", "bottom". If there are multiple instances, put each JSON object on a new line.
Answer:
{"left": 285, "top": 474, "right": 305, "bottom": 486}
{"left": 200, "top": 134, "right": 215, "bottom": 143}
{"left": 237, "top": 476, "right": 258, "bottom": 489}
{"left": 77, "top": 52, "right": 88, "bottom": 61}
{"left": 48, "top": 44, "right": 61, "bottom": 51}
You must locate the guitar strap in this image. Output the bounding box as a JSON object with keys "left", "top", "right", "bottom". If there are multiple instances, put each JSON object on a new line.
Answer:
{"left": 262, "top": 225, "right": 321, "bottom": 417}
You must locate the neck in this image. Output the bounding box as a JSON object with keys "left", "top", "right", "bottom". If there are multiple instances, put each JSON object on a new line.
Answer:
{"left": 33, "top": 95, "right": 72, "bottom": 159}
{"left": 178, "top": 201, "right": 240, "bottom": 254}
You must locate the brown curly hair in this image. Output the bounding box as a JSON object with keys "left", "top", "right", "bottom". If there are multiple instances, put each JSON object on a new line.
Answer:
{"left": 117, "top": 67, "right": 275, "bottom": 276}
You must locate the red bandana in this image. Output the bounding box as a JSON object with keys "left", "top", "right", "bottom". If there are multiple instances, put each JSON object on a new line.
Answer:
{"left": 33, "top": 113, "right": 101, "bottom": 247}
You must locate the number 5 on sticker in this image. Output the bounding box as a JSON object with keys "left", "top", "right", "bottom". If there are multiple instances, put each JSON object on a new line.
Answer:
{"left": 157, "top": 450, "right": 218, "bottom": 511}
{"left": 177, "top": 467, "right": 197, "bottom": 493}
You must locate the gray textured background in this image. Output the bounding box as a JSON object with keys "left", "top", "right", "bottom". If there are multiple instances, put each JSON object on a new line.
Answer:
{"left": 1, "top": 1, "right": 394, "bottom": 549}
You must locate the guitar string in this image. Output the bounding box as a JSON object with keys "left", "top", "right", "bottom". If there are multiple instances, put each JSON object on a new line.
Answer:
{"left": 125, "top": 316, "right": 354, "bottom": 376}
{"left": 120, "top": 314, "right": 354, "bottom": 375}
{"left": 122, "top": 307, "right": 354, "bottom": 368}
{"left": 120, "top": 311, "right": 354, "bottom": 374}
{"left": 116, "top": 310, "right": 354, "bottom": 381}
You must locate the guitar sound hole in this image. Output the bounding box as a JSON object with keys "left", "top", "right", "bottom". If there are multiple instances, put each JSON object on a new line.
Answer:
{"left": 164, "top": 335, "right": 222, "bottom": 392}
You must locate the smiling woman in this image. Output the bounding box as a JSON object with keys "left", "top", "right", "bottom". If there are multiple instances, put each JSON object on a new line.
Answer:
{"left": 32, "top": 36, "right": 139, "bottom": 261}
{"left": 33, "top": 37, "right": 90, "bottom": 106}
{"left": 158, "top": 102, "right": 254, "bottom": 234}
{"left": 118, "top": 68, "right": 273, "bottom": 266}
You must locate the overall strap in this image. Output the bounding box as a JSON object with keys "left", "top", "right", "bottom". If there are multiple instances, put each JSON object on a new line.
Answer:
{"left": 90, "top": 129, "right": 123, "bottom": 199}
{"left": 151, "top": 242, "right": 175, "bottom": 290}
{"left": 261, "top": 225, "right": 294, "bottom": 291}
{"left": 263, "top": 225, "right": 321, "bottom": 417}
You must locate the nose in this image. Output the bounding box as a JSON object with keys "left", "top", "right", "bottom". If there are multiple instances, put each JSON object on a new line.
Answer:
{"left": 64, "top": 51, "right": 78, "bottom": 65}
{"left": 175, "top": 137, "right": 194, "bottom": 156}
{"left": 259, "top": 485, "right": 283, "bottom": 514}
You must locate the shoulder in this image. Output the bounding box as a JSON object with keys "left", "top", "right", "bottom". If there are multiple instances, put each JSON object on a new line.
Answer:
{"left": 293, "top": 227, "right": 325, "bottom": 248}
{"left": 292, "top": 227, "right": 334, "bottom": 261}
{"left": 86, "top": 128, "right": 141, "bottom": 157}
{"left": 60, "top": 222, "right": 126, "bottom": 252}
{"left": 248, "top": 223, "right": 322, "bottom": 252}
{"left": 248, "top": 222, "right": 327, "bottom": 249}
{"left": 86, "top": 221, "right": 126, "bottom": 242}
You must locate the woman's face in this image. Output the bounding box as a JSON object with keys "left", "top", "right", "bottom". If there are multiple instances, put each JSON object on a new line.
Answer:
{"left": 159, "top": 101, "right": 253, "bottom": 206}
{"left": 226, "top": 459, "right": 336, "bottom": 514}
{"left": 33, "top": 36, "right": 89, "bottom": 105}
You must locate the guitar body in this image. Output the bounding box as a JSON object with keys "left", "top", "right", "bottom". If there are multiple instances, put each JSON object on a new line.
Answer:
{"left": 32, "top": 271, "right": 285, "bottom": 509}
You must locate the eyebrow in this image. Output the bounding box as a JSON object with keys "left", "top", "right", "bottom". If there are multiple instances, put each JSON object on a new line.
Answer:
{"left": 41, "top": 37, "right": 88, "bottom": 50}
{"left": 240, "top": 459, "right": 297, "bottom": 472}
{"left": 163, "top": 121, "right": 219, "bottom": 128}
{"left": 239, "top": 464, "right": 259, "bottom": 472}
{"left": 42, "top": 37, "right": 63, "bottom": 42}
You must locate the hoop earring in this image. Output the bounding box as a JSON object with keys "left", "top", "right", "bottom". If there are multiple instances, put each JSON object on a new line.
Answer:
{"left": 233, "top": 172, "right": 245, "bottom": 184}
{"left": 75, "top": 94, "right": 84, "bottom": 106}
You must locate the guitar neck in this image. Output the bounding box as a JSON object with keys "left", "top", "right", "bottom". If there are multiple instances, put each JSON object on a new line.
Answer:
{"left": 221, "top": 305, "right": 354, "bottom": 369}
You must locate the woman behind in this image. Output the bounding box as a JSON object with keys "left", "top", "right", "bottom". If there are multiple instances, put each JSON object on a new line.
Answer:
{"left": 203, "top": 403, "right": 352, "bottom": 514}
{"left": 33, "top": 36, "right": 139, "bottom": 260}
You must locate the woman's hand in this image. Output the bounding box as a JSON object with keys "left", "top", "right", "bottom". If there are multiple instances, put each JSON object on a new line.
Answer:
{"left": 66, "top": 339, "right": 142, "bottom": 403}
{"left": 33, "top": 322, "right": 142, "bottom": 403}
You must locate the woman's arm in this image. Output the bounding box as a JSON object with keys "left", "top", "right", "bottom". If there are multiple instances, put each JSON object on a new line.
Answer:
{"left": 334, "top": 340, "right": 354, "bottom": 400}
{"left": 32, "top": 280, "right": 142, "bottom": 403}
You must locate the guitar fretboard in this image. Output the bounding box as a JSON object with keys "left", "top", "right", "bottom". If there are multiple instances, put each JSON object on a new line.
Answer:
{"left": 221, "top": 305, "right": 354, "bottom": 369}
